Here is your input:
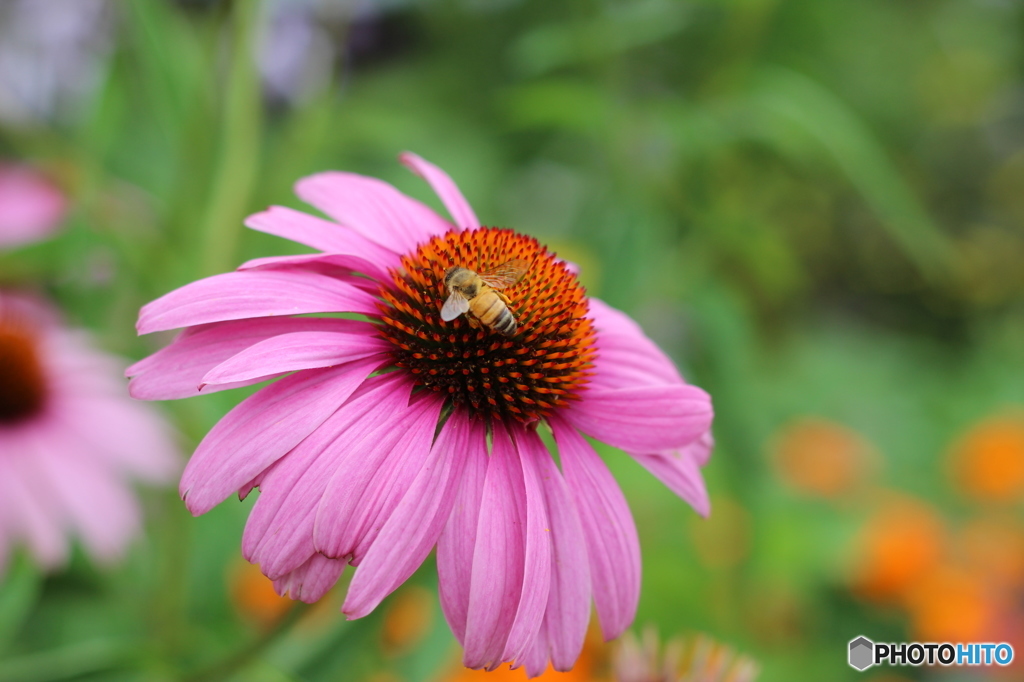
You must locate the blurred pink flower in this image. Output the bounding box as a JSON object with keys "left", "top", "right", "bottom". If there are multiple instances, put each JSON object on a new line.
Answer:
{"left": 128, "top": 153, "right": 713, "bottom": 676}
{"left": 0, "top": 165, "right": 66, "bottom": 248}
{"left": 0, "top": 293, "right": 177, "bottom": 572}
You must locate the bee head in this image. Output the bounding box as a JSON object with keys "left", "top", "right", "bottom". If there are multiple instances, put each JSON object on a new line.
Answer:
{"left": 444, "top": 266, "right": 471, "bottom": 290}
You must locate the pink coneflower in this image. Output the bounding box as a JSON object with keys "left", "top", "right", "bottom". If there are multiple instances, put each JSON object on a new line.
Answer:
{"left": 0, "top": 292, "right": 176, "bottom": 572}
{"left": 0, "top": 165, "right": 66, "bottom": 248}
{"left": 128, "top": 154, "right": 713, "bottom": 676}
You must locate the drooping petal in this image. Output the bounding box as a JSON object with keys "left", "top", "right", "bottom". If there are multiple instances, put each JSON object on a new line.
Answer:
{"left": 501, "top": 426, "right": 552, "bottom": 666}
{"left": 295, "top": 171, "right": 452, "bottom": 255}
{"left": 550, "top": 415, "right": 640, "bottom": 640}
{"left": 0, "top": 445, "right": 66, "bottom": 568}
{"left": 272, "top": 553, "right": 346, "bottom": 603}
{"left": 137, "top": 270, "right": 379, "bottom": 335}
{"left": 632, "top": 445, "right": 711, "bottom": 517}
{"left": 199, "top": 330, "right": 391, "bottom": 389}
{"left": 343, "top": 408, "right": 473, "bottom": 618}
{"left": 564, "top": 384, "right": 713, "bottom": 453}
{"left": 52, "top": 391, "right": 178, "bottom": 481}
{"left": 238, "top": 252, "right": 393, "bottom": 285}
{"left": 522, "top": 631, "right": 551, "bottom": 679}
{"left": 242, "top": 374, "right": 411, "bottom": 578}
{"left": 532, "top": 436, "right": 591, "bottom": 672}
{"left": 179, "top": 358, "right": 381, "bottom": 515}
{"left": 312, "top": 392, "right": 443, "bottom": 564}
{"left": 400, "top": 152, "right": 479, "bottom": 231}
{"left": 33, "top": 442, "right": 140, "bottom": 562}
{"left": 245, "top": 205, "right": 403, "bottom": 266}
{"left": 588, "top": 297, "right": 683, "bottom": 389}
{"left": 463, "top": 428, "right": 527, "bottom": 671}
{"left": 437, "top": 418, "right": 489, "bottom": 644}
{"left": 127, "top": 317, "right": 376, "bottom": 400}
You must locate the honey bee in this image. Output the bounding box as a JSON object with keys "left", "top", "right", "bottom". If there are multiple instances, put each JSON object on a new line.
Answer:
{"left": 440, "top": 259, "right": 530, "bottom": 335}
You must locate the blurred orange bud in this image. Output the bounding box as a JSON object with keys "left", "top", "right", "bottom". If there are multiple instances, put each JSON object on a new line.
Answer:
{"left": 904, "top": 565, "right": 996, "bottom": 643}
{"left": 947, "top": 411, "right": 1024, "bottom": 502}
{"left": 228, "top": 559, "right": 293, "bottom": 628}
{"left": 689, "top": 497, "right": 750, "bottom": 569}
{"left": 382, "top": 585, "right": 435, "bottom": 656}
{"left": 849, "top": 494, "right": 947, "bottom": 603}
{"left": 770, "top": 418, "right": 874, "bottom": 499}
{"left": 959, "top": 514, "right": 1024, "bottom": 590}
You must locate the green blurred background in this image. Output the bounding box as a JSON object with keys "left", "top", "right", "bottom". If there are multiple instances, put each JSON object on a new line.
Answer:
{"left": 2, "top": 0, "right": 1024, "bottom": 680}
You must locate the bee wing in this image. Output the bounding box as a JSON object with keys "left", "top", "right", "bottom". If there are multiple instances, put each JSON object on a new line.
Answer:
{"left": 478, "top": 258, "right": 530, "bottom": 289}
{"left": 440, "top": 290, "right": 470, "bottom": 321}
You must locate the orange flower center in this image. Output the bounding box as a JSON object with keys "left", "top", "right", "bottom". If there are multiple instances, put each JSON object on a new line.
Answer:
{"left": 0, "top": 315, "right": 48, "bottom": 425}
{"left": 379, "top": 228, "right": 595, "bottom": 422}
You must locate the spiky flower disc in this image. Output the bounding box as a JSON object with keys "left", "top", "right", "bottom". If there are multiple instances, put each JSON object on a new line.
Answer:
{"left": 0, "top": 308, "right": 47, "bottom": 424}
{"left": 380, "top": 227, "right": 595, "bottom": 421}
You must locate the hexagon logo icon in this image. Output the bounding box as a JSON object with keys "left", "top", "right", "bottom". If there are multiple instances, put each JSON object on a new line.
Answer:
{"left": 849, "top": 636, "right": 874, "bottom": 671}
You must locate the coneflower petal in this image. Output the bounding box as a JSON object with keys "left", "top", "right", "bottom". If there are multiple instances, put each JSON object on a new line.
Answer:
{"left": 313, "top": 392, "right": 442, "bottom": 563}
{"left": 400, "top": 152, "right": 479, "bottom": 231}
{"left": 342, "top": 408, "right": 474, "bottom": 618}
{"left": 245, "top": 205, "right": 402, "bottom": 265}
{"left": 501, "top": 427, "right": 552, "bottom": 665}
{"left": 564, "top": 385, "right": 713, "bottom": 453}
{"left": 238, "top": 252, "right": 394, "bottom": 284}
{"left": 533, "top": 440, "right": 591, "bottom": 672}
{"left": 127, "top": 317, "right": 376, "bottom": 400}
{"left": 295, "top": 171, "right": 451, "bottom": 254}
{"left": 199, "top": 330, "right": 390, "bottom": 389}
{"left": 463, "top": 428, "right": 528, "bottom": 670}
{"left": 0, "top": 450, "right": 67, "bottom": 567}
{"left": 632, "top": 449, "right": 712, "bottom": 518}
{"left": 587, "top": 298, "right": 682, "bottom": 387}
{"left": 273, "top": 553, "right": 346, "bottom": 604}
{"left": 552, "top": 415, "right": 641, "bottom": 640}
{"left": 137, "top": 270, "right": 379, "bottom": 335}
{"left": 56, "top": 394, "right": 178, "bottom": 481}
{"left": 35, "top": 443, "right": 140, "bottom": 562}
{"left": 180, "top": 359, "right": 380, "bottom": 515}
{"left": 437, "top": 421, "right": 489, "bottom": 645}
{"left": 243, "top": 374, "right": 413, "bottom": 576}
{"left": 522, "top": 628, "right": 551, "bottom": 678}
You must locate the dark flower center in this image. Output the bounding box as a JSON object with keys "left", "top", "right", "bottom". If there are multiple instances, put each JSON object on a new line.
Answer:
{"left": 379, "top": 227, "right": 595, "bottom": 422}
{"left": 0, "top": 318, "right": 48, "bottom": 425}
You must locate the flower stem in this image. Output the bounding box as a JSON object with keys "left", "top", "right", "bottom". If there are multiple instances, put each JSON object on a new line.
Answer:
{"left": 199, "top": 0, "right": 262, "bottom": 277}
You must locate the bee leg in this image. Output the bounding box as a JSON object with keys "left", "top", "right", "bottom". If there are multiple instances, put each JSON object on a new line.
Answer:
{"left": 496, "top": 291, "right": 512, "bottom": 305}
{"left": 467, "top": 316, "right": 482, "bottom": 329}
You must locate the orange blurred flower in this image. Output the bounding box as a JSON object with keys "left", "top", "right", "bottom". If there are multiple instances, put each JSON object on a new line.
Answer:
{"left": 770, "top": 418, "right": 874, "bottom": 499}
{"left": 228, "top": 559, "right": 293, "bottom": 628}
{"left": 904, "top": 565, "right": 996, "bottom": 643}
{"left": 959, "top": 514, "right": 1024, "bottom": 590}
{"left": 382, "top": 585, "right": 435, "bottom": 656}
{"left": 849, "top": 494, "right": 947, "bottom": 603}
{"left": 947, "top": 412, "right": 1024, "bottom": 502}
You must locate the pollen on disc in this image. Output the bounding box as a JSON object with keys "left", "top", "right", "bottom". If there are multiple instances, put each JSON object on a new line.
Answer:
{"left": 379, "top": 227, "right": 596, "bottom": 422}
